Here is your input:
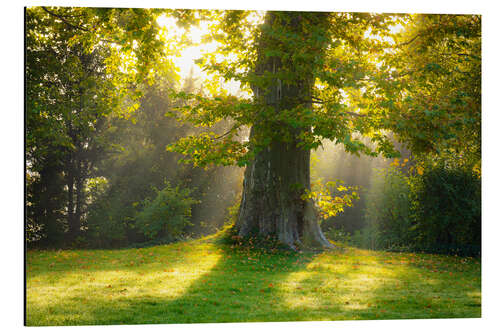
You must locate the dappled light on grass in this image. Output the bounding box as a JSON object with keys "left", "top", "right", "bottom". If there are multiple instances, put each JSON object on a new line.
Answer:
{"left": 279, "top": 249, "right": 391, "bottom": 317}
{"left": 26, "top": 242, "right": 222, "bottom": 325}
{"left": 26, "top": 239, "right": 481, "bottom": 325}
{"left": 276, "top": 247, "right": 480, "bottom": 320}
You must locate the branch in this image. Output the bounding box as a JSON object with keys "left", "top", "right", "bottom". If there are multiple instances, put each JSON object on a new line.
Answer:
{"left": 41, "top": 7, "right": 114, "bottom": 44}
{"left": 445, "top": 52, "right": 481, "bottom": 61}
{"left": 214, "top": 129, "right": 233, "bottom": 140}
{"left": 307, "top": 99, "right": 367, "bottom": 117}
{"left": 344, "top": 111, "right": 367, "bottom": 118}
{"left": 42, "top": 7, "right": 91, "bottom": 32}
{"left": 213, "top": 124, "right": 241, "bottom": 140}
{"left": 396, "top": 34, "right": 420, "bottom": 47}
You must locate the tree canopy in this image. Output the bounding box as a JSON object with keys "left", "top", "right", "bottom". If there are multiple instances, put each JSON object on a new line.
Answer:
{"left": 25, "top": 7, "right": 481, "bottom": 250}
{"left": 167, "top": 12, "right": 480, "bottom": 168}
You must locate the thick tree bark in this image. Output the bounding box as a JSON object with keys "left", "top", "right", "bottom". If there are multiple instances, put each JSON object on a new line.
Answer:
{"left": 234, "top": 12, "right": 333, "bottom": 250}
{"left": 235, "top": 129, "right": 333, "bottom": 250}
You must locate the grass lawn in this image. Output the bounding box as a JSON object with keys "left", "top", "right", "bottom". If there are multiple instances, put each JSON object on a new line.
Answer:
{"left": 26, "top": 235, "right": 481, "bottom": 326}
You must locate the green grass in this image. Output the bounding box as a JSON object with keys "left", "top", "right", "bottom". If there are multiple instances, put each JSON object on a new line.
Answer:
{"left": 26, "top": 235, "right": 481, "bottom": 326}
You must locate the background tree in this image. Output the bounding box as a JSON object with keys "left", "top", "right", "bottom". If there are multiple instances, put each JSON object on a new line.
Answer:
{"left": 26, "top": 8, "right": 119, "bottom": 245}
{"left": 363, "top": 14, "right": 481, "bottom": 169}
{"left": 85, "top": 73, "right": 243, "bottom": 247}
{"left": 26, "top": 6, "right": 169, "bottom": 246}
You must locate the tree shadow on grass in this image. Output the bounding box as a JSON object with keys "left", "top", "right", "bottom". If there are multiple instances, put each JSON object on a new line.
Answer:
{"left": 26, "top": 241, "right": 481, "bottom": 326}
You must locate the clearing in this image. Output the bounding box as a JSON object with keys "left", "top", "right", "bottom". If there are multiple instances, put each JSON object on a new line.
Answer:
{"left": 26, "top": 235, "right": 481, "bottom": 325}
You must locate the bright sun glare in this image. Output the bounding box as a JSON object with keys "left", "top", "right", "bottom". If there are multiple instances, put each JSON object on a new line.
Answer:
{"left": 156, "top": 14, "right": 240, "bottom": 96}
{"left": 156, "top": 12, "right": 403, "bottom": 98}
{"left": 157, "top": 15, "right": 218, "bottom": 80}
{"left": 156, "top": 12, "right": 264, "bottom": 97}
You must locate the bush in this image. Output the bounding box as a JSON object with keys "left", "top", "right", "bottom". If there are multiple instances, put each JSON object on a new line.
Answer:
{"left": 135, "top": 183, "right": 199, "bottom": 242}
{"left": 409, "top": 163, "right": 481, "bottom": 256}
{"left": 357, "top": 160, "right": 481, "bottom": 257}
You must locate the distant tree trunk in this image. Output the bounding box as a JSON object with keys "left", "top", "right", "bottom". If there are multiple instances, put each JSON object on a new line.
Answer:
{"left": 66, "top": 126, "right": 81, "bottom": 244}
{"left": 66, "top": 84, "right": 86, "bottom": 245}
{"left": 74, "top": 153, "right": 85, "bottom": 238}
{"left": 66, "top": 156, "right": 77, "bottom": 242}
{"left": 32, "top": 160, "right": 66, "bottom": 247}
{"left": 234, "top": 12, "right": 333, "bottom": 250}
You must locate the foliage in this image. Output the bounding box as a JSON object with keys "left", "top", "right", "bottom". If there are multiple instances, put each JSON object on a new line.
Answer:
{"left": 223, "top": 193, "right": 241, "bottom": 227}
{"left": 82, "top": 74, "right": 242, "bottom": 247}
{"left": 26, "top": 7, "right": 114, "bottom": 245}
{"left": 302, "top": 179, "right": 359, "bottom": 220}
{"left": 26, "top": 6, "right": 169, "bottom": 164}
{"left": 352, "top": 158, "right": 481, "bottom": 257}
{"left": 409, "top": 162, "right": 481, "bottom": 256}
{"left": 37, "top": 6, "right": 171, "bottom": 87}
{"left": 351, "top": 227, "right": 375, "bottom": 250}
{"left": 363, "top": 14, "right": 481, "bottom": 168}
{"left": 135, "top": 183, "right": 198, "bottom": 242}
{"left": 83, "top": 75, "right": 184, "bottom": 247}
{"left": 26, "top": 8, "right": 243, "bottom": 248}
{"left": 26, "top": 163, "right": 67, "bottom": 247}
{"left": 310, "top": 139, "right": 406, "bottom": 234}
{"left": 165, "top": 12, "right": 480, "bottom": 186}
{"left": 25, "top": 6, "right": 176, "bottom": 246}
{"left": 363, "top": 164, "right": 412, "bottom": 250}
{"left": 85, "top": 198, "right": 135, "bottom": 248}
{"left": 167, "top": 12, "right": 410, "bottom": 168}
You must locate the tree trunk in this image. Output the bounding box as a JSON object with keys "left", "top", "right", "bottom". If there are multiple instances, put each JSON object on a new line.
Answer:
{"left": 74, "top": 154, "right": 84, "bottom": 236}
{"left": 66, "top": 126, "right": 80, "bottom": 244}
{"left": 66, "top": 159, "right": 77, "bottom": 241}
{"left": 234, "top": 12, "right": 333, "bottom": 250}
{"left": 235, "top": 129, "right": 333, "bottom": 250}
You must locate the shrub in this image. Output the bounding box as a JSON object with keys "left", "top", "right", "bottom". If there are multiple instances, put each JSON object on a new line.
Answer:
{"left": 135, "top": 183, "right": 199, "bottom": 242}
{"left": 409, "top": 163, "right": 481, "bottom": 256}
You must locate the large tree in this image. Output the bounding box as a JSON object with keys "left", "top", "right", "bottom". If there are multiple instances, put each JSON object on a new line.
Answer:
{"left": 169, "top": 10, "right": 480, "bottom": 250}
{"left": 168, "top": 11, "right": 404, "bottom": 249}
